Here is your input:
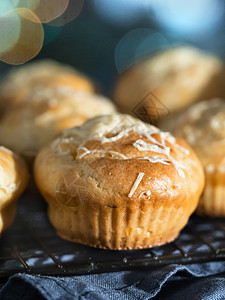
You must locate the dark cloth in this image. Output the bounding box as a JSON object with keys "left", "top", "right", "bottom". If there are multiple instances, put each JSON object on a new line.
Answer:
{"left": 1, "top": 262, "right": 225, "bottom": 300}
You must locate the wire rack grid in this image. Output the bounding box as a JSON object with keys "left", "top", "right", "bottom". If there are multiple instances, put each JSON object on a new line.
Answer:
{"left": 1, "top": 192, "right": 225, "bottom": 279}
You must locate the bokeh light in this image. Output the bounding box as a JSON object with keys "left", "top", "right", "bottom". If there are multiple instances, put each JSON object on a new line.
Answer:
{"left": 115, "top": 29, "right": 170, "bottom": 73}
{"left": 146, "top": 0, "right": 224, "bottom": 37}
{"left": 14, "top": 0, "right": 69, "bottom": 23}
{"left": 0, "top": 9, "right": 21, "bottom": 55}
{"left": 0, "top": 0, "right": 15, "bottom": 16}
{"left": 49, "top": 0, "right": 84, "bottom": 27}
{"left": 0, "top": 8, "right": 44, "bottom": 65}
{"left": 0, "top": 0, "right": 84, "bottom": 64}
{"left": 92, "top": 0, "right": 143, "bottom": 27}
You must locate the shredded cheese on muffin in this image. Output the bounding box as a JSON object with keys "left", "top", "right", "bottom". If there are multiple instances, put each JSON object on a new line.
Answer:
{"left": 128, "top": 172, "right": 145, "bottom": 198}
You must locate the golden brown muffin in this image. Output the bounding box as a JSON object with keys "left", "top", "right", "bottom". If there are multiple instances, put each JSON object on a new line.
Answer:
{"left": 0, "top": 86, "right": 116, "bottom": 161}
{"left": 114, "top": 47, "right": 225, "bottom": 121}
{"left": 0, "top": 146, "right": 29, "bottom": 234}
{"left": 0, "top": 59, "right": 95, "bottom": 114}
{"left": 34, "top": 114, "right": 204, "bottom": 250}
{"left": 160, "top": 98, "right": 225, "bottom": 217}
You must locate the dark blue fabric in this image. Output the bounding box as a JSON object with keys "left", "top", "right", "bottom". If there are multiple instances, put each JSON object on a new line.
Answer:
{"left": 1, "top": 262, "right": 225, "bottom": 299}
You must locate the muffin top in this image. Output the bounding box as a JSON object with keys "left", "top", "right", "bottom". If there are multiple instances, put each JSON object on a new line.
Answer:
{"left": 35, "top": 114, "right": 204, "bottom": 208}
{"left": 159, "top": 98, "right": 225, "bottom": 168}
{"left": 0, "top": 59, "right": 95, "bottom": 113}
{"left": 0, "top": 86, "right": 116, "bottom": 157}
{"left": 114, "top": 47, "right": 225, "bottom": 113}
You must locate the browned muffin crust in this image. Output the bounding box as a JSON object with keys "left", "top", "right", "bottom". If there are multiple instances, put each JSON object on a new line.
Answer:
{"left": 34, "top": 114, "right": 205, "bottom": 249}
{"left": 0, "top": 86, "right": 116, "bottom": 160}
{"left": 0, "top": 147, "right": 29, "bottom": 233}
{"left": 0, "top": 59, "right": 95, "bottom": 115}
{"left": 113, "top": 47, "right": 225, "bottom": 119}
{"left": 160, "top": 98, "right": 225, "bottom": 217}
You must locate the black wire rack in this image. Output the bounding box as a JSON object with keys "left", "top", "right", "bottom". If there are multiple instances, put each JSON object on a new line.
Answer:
{"left": 1, "top": 191, "right": 225, "bottom": 280}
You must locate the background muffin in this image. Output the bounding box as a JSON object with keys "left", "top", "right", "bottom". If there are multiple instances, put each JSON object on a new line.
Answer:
{"left": 34, "top": 114, "right": 204, "bottom": 250}
{"left": 0, "top": 86, "right": 116, "bottom": 160}
{"left": 0, "top": 59, "right": 95, "bottom": 115}
{"left": 160, "top": 98, "right": 225, "bottom": 216}
{"left": 113, "top": 47, "right": 225, "bottom": 121}
{"left": 0, "top": 146, "right": 29, "bottom": 234}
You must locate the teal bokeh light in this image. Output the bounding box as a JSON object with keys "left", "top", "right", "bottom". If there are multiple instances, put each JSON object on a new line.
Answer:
{"left": 0, "top": 0, "right": 15, "bottom": 16}
{"left": 0, "top": 9, "right": 21, "bottom": 54}
{"left": 115, "top": 29, "right": 171, "bottom": 73}
{"left": 147, "top": 0, "right": 224, "bottom": 37}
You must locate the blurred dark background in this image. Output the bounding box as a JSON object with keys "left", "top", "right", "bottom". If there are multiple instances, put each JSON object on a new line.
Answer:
{"left": 0, "top": 0, "right": 225, "bottom": 96}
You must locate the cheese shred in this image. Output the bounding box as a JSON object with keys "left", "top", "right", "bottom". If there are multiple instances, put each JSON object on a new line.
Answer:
{"left": 128, "top": 172, "right": 145, "bottom": 198}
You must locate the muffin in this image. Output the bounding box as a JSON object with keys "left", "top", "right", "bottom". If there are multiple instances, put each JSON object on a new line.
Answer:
{"left": 0, "top": 59, "right": 95, "bottom": 115}
{"left": 0, "top": 146, "right": 29, "bottom": 234}
{"left": 160, "top": 99, "right": 225, "bottom": 217}
{"left": 0, "top": 86, "right": 116, "bottom": 160}
{"left": 114, "top": 47, "right": 225, "bottom": 121}
{"left": 34, "top": 114, "right": 205, "bottom": 250}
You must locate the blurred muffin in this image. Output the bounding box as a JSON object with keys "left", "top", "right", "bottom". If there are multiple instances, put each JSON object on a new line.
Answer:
{"left": 114, "top": 47, "right": 225, "bottom": 121}
{"left": 160, "top": 98, "right": 225, "bottom": 217}
{"left": 0, "top": 147, "right": 29, "bottom": 234}
{"left": 0, "top": 59, "right": 95, "bottom": 114}
{"left": 0, "top": 86, "right": 116, "bottom": 160}
{"left": 34, "top": 114, "right": 204, "bottom": 250}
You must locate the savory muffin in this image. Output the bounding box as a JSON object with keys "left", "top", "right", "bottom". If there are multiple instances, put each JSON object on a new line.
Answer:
{"left": 0, "top": 59, "right": 95, "bottom": 114}
{"left": 0, "top": 86, "right": 116, "bottom": 160}
{"left": 34, "top": 114, "right": 204, "bottom": 250}
{"left": 114, "top": 47, "right": 225, "bottom": 121}
{"left": 160, "top": 98, "right": 225, "bottom": 217}
{"left": 0, "top": 147, "right": 29, "bottom": 234}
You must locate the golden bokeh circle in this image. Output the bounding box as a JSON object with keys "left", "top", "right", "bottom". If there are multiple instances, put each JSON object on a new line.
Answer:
{"left": 14, "top": 0, "right": 69, "bottom": 23}
{"left": 0, "top": 8, "right": 44, "bottom": 65}
{"left": 49, "top": 0, "right": 84, "bottom": 26}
